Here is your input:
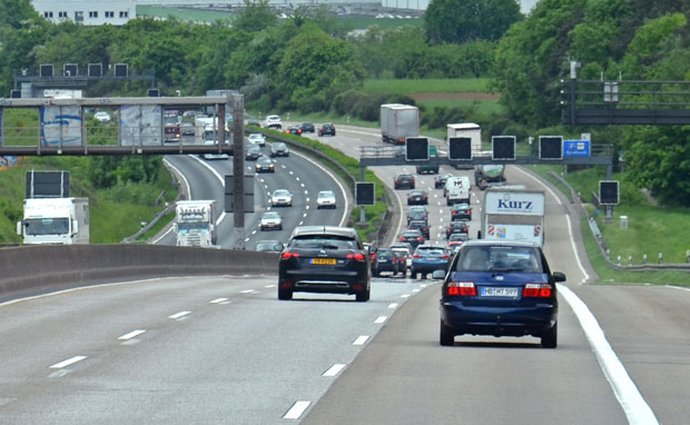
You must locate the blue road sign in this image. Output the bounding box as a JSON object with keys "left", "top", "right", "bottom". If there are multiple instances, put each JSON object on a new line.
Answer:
{"left": 563, "top": 140, "right": 591, "bottom": 157}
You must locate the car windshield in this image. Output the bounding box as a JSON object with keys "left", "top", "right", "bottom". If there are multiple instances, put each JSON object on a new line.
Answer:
{"left": 263, "top": 212, "right": 280, "bottom": 219}
{"left": 318, "top": 191, "right": 334, "bottom": 198}
{"left": 273, "top": 190, "right": 289, "bottom": 196}
{"left": 457, "top": 246, "right": 542, "bottom": 272}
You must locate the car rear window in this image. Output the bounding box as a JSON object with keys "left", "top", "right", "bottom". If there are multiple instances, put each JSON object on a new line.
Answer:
{"left": 457, "top": 246, "right": 542, "bottom": 272}
{"left": 292, "top": 238, "right": 356, "bottom": 250}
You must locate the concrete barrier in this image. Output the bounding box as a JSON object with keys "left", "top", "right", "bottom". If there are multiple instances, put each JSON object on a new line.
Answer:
{"left": 0, "top": 245, "right": 279, "bottom": 302}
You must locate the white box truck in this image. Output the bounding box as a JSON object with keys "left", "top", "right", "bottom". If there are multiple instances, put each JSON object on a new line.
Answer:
{"left": 174, "top": 200, "right": 217, "bottom": 247}
{"left": 447, "top": 123, "right": 481, "bottom": 169}
{"left": 380, "top": 104, "right": 419, "bottom": 145}
{"left": 17, "top": 197, "right": 89, "bottom": 244}
{"left": 480, "top": 187, "right": 545, "bottom": 247}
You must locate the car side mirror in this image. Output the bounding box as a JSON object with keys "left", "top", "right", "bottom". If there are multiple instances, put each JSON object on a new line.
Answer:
{"left": 432, "top": 270, "right": 446, "bottom": 279}
{"left": 552, "top": 271, "right": 566, "bottom": 282}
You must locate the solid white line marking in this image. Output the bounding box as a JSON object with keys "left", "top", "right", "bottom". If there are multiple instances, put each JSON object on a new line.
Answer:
{"left": 283, "top": 401, "right": 311, "bottom": 419}
{"left": 322, "top": 363, "right": 346, "bottom": 377}
{"left": 118, "top": 330, "right": 146, "bottom": 340}
{"left": 353, "top": 335, "right": 370, "bottom": 345}
{"left": 401, "top": 294, "right": 411, "bottom": 298}
{"left": 169, "top": 311, "right": 190, "bottom": 319}
{"left": 50, "top": 355, "right": 87, "bottom": 369}
{"left": 666, "top": 285, "right": 690, "bottom": 292}
{"left": 388, "top": 303, "right": 399, "bottom": 309}
{"left": 412, "top": 288, "right": 421, "bottom": 293}
{"left": 210, "top": 298, "right": 228, "bottom": 304}
{"left": 374, "top": 316, "right": 387, "bottom": 324}
{"left": 559, "top": 285, "right": 659, "bottom": 425}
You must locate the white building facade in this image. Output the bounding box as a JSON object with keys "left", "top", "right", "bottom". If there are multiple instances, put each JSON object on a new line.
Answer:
{"left": 32, "top": 1, "right": 137, "bottom": 26}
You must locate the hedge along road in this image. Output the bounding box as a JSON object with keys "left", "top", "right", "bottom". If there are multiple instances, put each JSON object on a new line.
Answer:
{"left": 297, "top": 125, "right": 684, "bottom": 425}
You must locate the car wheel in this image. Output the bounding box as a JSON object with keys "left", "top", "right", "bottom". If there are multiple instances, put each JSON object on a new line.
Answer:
{"left": 440, "top": 320, "right": 455, "bottom": 346}
{"left": 372, "top": 270, "right": 379, "bottom": 277}
{"left": 356, "top": 288, "right": 370, "bottom": 302}
{"left": 541, "top": 322, "right": 558, "bottom": 348}
{"left": 422, "top": 274, "right": 428, "bottom": 279}
{"left": 411, "top": 272, "right": 418, "bottom": 279}
{"left": 278, "top": 288, "right": 293, "bottom": 300}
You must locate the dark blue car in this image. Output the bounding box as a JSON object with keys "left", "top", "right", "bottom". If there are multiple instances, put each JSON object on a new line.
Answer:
{"left": 435, "top": 240, "right": 566, "bottom": 348}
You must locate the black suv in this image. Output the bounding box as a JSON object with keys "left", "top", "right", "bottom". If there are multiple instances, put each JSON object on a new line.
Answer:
{"left": 318, "top": 123, "right": 336, "bottom": 136}
{"left": 278, "top": 226, "right": 371, "bottom": 302}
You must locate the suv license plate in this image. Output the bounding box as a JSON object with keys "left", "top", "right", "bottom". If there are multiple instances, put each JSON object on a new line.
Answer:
{"left": 480, "top": 287, "right": 518, "bottom": 298}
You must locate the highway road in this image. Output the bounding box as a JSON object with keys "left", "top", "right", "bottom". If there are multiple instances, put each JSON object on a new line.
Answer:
{"left": 155, "top": 140, "right": 350, "bottom": 249}
{"left": 0, "top": 125, "right": 688, "bottom": 424}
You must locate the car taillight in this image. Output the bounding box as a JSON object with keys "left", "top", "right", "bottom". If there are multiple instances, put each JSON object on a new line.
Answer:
{"left": 280, "top": 251, "right": 300, "bottom": 260}
{"left": 440, "top": 255, "right": 449, "bottom": 260}
{"left": 416, "top": 237, "right": 424, "bottom": 241}
{"left": 347, "top": 252, "right": 367, "bottom": 262}
{"left": 523, "top": 283, "right": 553, "bottom": 298}
{"left": 413, "top": 254, "right": 422, "bottom": 258}
{"left": 447, "top": 281, "right": 476, "bottom": 296}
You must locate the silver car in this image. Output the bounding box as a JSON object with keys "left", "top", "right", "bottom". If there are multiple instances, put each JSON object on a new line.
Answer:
{"left": 316, "top": 190, "right": 337, "bottom": 209}
{"left": 270, "top": 189, "right": 293, "bottom": 207}
{"left": 260, "top": 211, "right": 283, "bottom": 231}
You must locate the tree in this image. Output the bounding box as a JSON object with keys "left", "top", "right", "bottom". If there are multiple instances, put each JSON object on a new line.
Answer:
{"left": 621, "top": 126, "right": 690, "bottom": 206}
{"left": 424, "top": 0, "right": 522, "bottom": 45}
{"left": 232, "top": 0, "right": 277, "bottom": 33}
{"left": 274, "top": 23, "right": 364, "bottom": 112}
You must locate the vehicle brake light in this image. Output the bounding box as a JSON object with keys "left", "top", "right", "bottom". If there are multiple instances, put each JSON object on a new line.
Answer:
{"left": 347, "top": 252, "right": 367, "bottom": 262}
{"left": 280, "top": 251, "right": 300, "bottom": 260}
{"left": 416, "top": 237, "right": 424, "bottom": 241}
{"left": 447, "top": 281, "right": 476, "bottom": 296}
{"left": 523, "top": 283, "right": 553, "bottom": 298}
{"left": 413, "top": 254, "right": 422, "bottom": 258}
{"left": 440, "top": 255, "right": 449, "bottom": 259}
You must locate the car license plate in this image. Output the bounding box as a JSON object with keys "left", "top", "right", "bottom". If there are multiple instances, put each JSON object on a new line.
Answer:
{"left": 480, "top": 287, "right": 518, "bottom": 298}
{"left": 311, "top": 258, "right": 336, "bottom": 265}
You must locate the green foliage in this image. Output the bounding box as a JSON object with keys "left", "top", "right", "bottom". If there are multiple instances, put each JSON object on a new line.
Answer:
{"left": 424, "top": 0, "right": 522, "bottom": 44}
{"left": 232, "top": 0, "right": 277, "bottom": 32}
{"left": 619, "top": 126, "right": 690, "bottom": 206}
{"left": 275, "top": 23, "right": 365, "bottom": 112}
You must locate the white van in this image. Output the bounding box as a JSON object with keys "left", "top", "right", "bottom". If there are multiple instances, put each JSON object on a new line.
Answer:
{"left": 445, "top": 176, "right": 471, "bottom": 205}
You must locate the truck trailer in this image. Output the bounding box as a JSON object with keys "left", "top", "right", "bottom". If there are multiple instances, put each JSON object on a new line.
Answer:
{"left": 380, "top": 104, "right": 419, "bottom": 145}
{"left": 17, "top": 197, "right": 89, "bottom": 244}
{"left": 174, "top": 200, "right": 217, "bottom": 247}
{"left": 480, "top": 187, "right": 545, "bottom": 247}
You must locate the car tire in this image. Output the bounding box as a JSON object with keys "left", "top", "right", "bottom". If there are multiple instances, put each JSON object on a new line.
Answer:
{"left": 440, "top": 320, "right": 455, "bottom": 346}
{"left": 356, "top": 288, "right": 370, "bottom": 302}
{"left": 411, "top": 271, "right": 418, "bottom": 279}
{"left": 278, "top": 288, "right": 293, "bottom": 300}
{"left": 541, "top": 322, "right": 558, "bottom": 348}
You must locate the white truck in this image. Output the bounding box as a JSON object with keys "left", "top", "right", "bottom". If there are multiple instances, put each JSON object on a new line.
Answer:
{"left": 17, "top": 197, "right": 89, "bottom": 244}
{"left": 174, "top": 200, "right": 217, "bottom": 247}
{"left": 480, "top": 187, "right": 545, "bottom": 247}
{"left": 447, "top": 123, "right": 482, "bottom": 169}
{"left": 380, "top": 104, "right": 419, "bottom": 145}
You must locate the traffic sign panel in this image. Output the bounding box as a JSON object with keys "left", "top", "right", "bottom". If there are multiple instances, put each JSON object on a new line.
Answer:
{"left": 564, "top": 140, "right": 591, "bottom": 157}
